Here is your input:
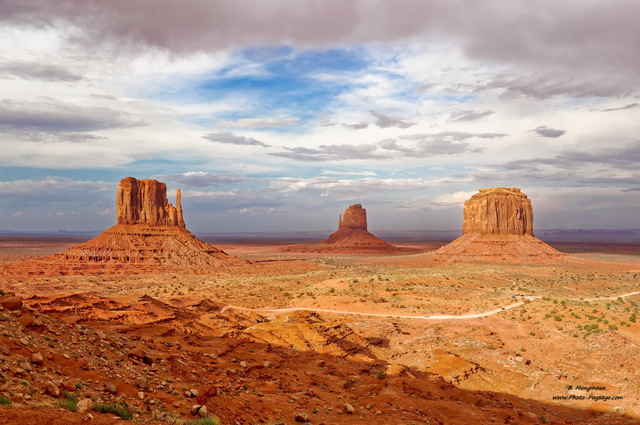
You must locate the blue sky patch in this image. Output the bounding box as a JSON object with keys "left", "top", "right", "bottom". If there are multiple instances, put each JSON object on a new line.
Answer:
{"left": 196, "top": 46, "right": 371, "bottom": 124}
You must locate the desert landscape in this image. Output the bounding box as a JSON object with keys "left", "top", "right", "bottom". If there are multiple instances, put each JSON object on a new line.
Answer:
{"left": 2, "top": 3, "right": 639, "bottom": 424}
{"left": 1, "top": 179, "right": 639, "bottom": 425}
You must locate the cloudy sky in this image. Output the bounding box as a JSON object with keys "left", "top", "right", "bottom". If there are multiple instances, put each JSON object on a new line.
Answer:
{"left": 1, "top": 0, "right": 639, "bottom": 233}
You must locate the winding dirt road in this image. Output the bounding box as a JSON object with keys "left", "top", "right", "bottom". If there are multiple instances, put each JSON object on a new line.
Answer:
{"left": 220, "top": 291, "right": 640, "bottom": 321}
{"left": 220, "top": 297, "right": 536, "bottom": 320}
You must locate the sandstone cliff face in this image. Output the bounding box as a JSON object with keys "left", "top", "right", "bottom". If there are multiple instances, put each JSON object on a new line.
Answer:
{"left": 116, "top": 177, "right": 185, "bottom": 228}
{"left": 462, "top": 187, "right": 533, "bottom": 236}
{"left": 338, "top": 204, "right": 367, "bottom": 230}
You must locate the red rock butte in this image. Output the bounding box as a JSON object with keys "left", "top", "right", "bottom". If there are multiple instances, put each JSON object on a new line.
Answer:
{"left": 462, "top": 187, "right": 533, "bottom": 236}
{"left": 435, "top": 188, "right": 564, "bottom": 262}
{"left": 0, "top": 177, "right": 247, "bottom": 275}
{"left": 116, "top": 177, "right": 185, "bottom": 228}
{"left": 323, "top": 204, "right": 397, "bottom": 252}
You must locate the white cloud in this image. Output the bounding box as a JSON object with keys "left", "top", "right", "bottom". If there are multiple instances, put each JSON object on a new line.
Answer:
{"left": 432, "top": 191, "right": 476, "bottom": 206}
{"left": 0, "top": 1, "right": 639, "bottom": 231}
{"left": 202, "top": 132, "right": 270, "bottom": 147}
{"left": 268, "top": 176, "right": 470, "bottom": 194}
{"left": 217, "top": 117, "right": 300, "bottom": 128}
{"left": 321, "top": 170, "right": 377, "bottom": 176}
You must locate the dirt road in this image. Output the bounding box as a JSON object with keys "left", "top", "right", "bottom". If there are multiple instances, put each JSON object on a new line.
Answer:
{"left": 221, "top": 290, "right": 640, "bottom": 321}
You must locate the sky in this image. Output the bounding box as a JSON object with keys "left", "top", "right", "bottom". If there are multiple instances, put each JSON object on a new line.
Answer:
{"left": 0, "top": 0, "right": 639, "bottom": 233}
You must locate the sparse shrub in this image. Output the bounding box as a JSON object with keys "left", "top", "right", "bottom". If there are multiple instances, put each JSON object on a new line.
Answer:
{"left": 92, "top": 401, "right": 133, "bottom": 421}
{"left": 0, "top": 396, "right": 11, "bottom": 406}
{"left": 184, "top": 417, "right": 220, "bottom": 425}
{"left": 376, "top": 371, "right": 387, "bottom": 380}
{"left": 58, "top": 392, "right": 78, "bottom": 412}
{"left": 553, "top": 315, "right": 562, "bottom": 322}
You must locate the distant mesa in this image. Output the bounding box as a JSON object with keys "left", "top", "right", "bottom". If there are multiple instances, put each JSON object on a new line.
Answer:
{"left": 324, "top": 204, "right": 394, "bottom": 249}
{"left": 280, "top": 204, "right": 398, "bottom": 253}
{"left": 435, "top": 187, "right": 564, "bottom": 262}
{"left": 1, "top": 177, "right": 247, "bottom": 275}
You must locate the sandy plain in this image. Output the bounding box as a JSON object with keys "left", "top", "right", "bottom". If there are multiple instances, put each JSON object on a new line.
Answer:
{"left": 1, "top": 235, "right": 640, "bottom": 424}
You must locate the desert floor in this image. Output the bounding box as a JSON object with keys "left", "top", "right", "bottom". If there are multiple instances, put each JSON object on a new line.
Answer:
{"left": 1, "top": 236, "right": 640, "bottom": 424}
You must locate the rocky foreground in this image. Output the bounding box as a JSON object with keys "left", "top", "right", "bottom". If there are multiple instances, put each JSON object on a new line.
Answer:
{"left": 1, "top": 293, "right": 639, "bottom": 425}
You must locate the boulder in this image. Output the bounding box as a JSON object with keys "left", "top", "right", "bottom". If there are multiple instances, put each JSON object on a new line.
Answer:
{"left": 76, "top": 398, "right": 94, "bottom": 413}
{"left": 45, "top": 381, "right": 60, "bottom": 397}
{"left": 18, "top": 314, "right": 43, "bottom": 327}
{"left": 191, "top": 405, "right": 208, "bottom": 417}
{"left": 31, "top": 353, "right": 44, "bottom": 365}
{"left": 128, "top": 346, "right": 153, "bottom": 365}
{"left": 294, "top": 412, "right": 310, "bottom": 422}
{"left": 197, "top": 405, "right": 208, "bottom": 417}
{"left": 104, "top": 381, "right": 117, "bottom": 394}
{"left": 0, "top": 297, "right": 22, "bottom": 311}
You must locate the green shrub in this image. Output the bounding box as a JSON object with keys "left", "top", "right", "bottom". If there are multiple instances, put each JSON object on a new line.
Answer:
{"left": 184, "top": 418, "right": 220, "bottom": 425}
{"left": 58, "top": 392, "right": 78, "bottom": 412}
{"left": 92, "top": 401, "right": 133, "bottom": 421}
{"left": 0, "top": 396, "right": 11, "bottom": 406}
